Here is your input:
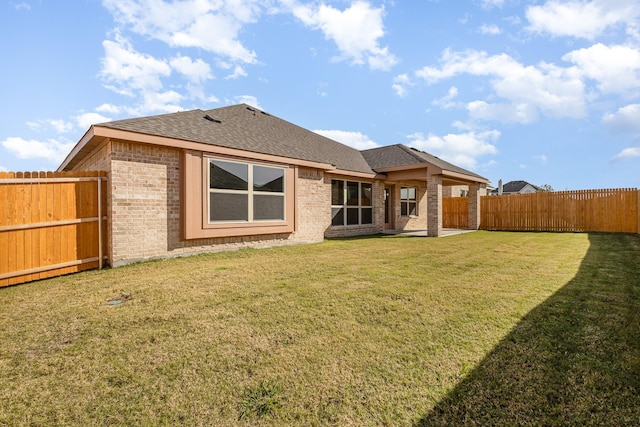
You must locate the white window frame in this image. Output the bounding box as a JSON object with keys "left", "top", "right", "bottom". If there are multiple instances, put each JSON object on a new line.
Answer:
{"left": 208, "top": 158, "right": 286, "bottom": 224}
{"left": 331, "top": 179, "right": 373, "bottom": 227}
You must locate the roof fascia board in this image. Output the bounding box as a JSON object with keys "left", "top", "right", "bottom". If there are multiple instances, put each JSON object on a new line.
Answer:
{"left": 374, "top": 162, "right": 433, "bottom": 173}
{"left": 329, "top": 169, "right": 378, "bottom": 179}
{"left": 442, "top": 170, "right": 488, "bottom": 184}
{"left": 93, "top": 126, "right": 337, "bottom": 171}
{"left": 57, "top": 126, "right": 97, "bottom": 171}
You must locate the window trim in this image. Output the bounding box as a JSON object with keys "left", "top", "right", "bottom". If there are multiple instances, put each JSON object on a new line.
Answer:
{"left": 183, "top": 150, "right": 295, "bottom": 239}
{"left": 207, "top": 159, "right": 286, "bottom": 224}
{"left": 331, "top": 179, "right": 374, "bottom": 227}
{"left": 400, "top": 186, "right": 418, "bottom": 217}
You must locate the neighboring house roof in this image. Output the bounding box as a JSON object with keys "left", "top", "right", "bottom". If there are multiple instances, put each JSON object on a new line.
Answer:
{"left": 94, "top": 104, "right": 374, "bottom": 174}
{"left": 361, "top": 144, "right": 487, "bottom": 181}
{"left": 492, "top": 180, "right": 542, "bottom": 194}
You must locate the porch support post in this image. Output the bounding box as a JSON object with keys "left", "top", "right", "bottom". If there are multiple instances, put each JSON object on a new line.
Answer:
{"left": 467, "top": 183, "right": 484, "bottom": 230}
{"left": 427, "top": 174, "right": 442, "bottom": 237}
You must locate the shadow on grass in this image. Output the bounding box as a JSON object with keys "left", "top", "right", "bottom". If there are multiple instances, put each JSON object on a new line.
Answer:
{"left": 416, "top": 233, "right": 640, "bottom": 426}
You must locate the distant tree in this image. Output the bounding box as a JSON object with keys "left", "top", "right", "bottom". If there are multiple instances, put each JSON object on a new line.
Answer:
{"left": 539, "top": 184, "right": 554, "bottom": 192}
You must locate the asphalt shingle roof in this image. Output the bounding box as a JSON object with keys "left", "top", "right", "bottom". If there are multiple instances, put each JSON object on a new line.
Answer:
{"left": 500, "top": 180, "right": 541, "bottom": 193}
{"left": 94, "top": 104, "right": 486, "bottom": 181}
{"left": 97, "top": 104, "right": 374, "bottom": 174}
{"left": 361, "top": 144, "right": 487, "bottom": 180}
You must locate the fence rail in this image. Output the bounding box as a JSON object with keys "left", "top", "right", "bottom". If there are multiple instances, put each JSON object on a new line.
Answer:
{"left": 0, "top": 171, "right": 107, "bottom": 287}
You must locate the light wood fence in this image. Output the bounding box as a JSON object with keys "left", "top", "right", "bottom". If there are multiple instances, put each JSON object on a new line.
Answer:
{"left": 443, "top": 196, "right": 469, "bottom": 229}
{"left": 443, "top": 189, "right": 639, "bottom": 233}
{"left": 0, "top": 171, "right": 107, "bottom": 287}
{"left": 479, "top": 188, "right": 639, "bottom": 233}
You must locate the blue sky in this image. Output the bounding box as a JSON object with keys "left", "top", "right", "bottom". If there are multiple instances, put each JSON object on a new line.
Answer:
{"left": 2, "top": 0, "right": 640, "bottom": 190}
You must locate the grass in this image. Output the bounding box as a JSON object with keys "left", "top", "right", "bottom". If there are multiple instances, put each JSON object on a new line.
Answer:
{"left": 0, "top": 231, "right": 638, "bottom": 426}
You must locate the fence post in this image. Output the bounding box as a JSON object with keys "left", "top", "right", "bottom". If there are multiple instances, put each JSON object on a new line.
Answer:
{"left": 98, "top": 176, "right": 103, "bottom": 269}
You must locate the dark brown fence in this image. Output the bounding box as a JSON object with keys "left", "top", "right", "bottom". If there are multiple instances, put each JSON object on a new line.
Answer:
{"left": 0, "top": 171, "right": 107, "bottom": 287}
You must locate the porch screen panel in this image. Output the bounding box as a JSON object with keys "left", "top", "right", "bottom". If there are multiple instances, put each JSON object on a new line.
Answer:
{"left": 331, "top": 179, "right": 374, "bottom": 227}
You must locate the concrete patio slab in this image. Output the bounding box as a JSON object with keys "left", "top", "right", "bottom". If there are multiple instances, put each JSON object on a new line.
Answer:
{"left": 381, "top": 228, "right": 478, "bottom": 237}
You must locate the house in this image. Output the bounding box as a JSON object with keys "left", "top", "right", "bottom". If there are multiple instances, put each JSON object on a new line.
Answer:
{"left": 491, "top": 180, "right": 542, "bottom": 195}
{"left": 58, "top": 104, "right": 488, "bottom": 267}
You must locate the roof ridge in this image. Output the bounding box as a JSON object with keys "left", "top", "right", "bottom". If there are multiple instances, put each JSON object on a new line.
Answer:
{"left": 396, "top": 143, "right": 431, "bottom": 163}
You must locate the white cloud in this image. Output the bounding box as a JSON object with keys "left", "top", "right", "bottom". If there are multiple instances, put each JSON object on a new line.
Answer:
{"left": 15, "top": 3, "right": 31, "bottom": 11}
{"left": 225, "top": 65, "right": 248, "bottom": 79}
{"left": 235, "top": 95, "right": 261, "bottom": 109}
{"left": 467, "top": 100, "right": 538, "bottom": 124}
{"left": 415, "top": 48, "right": 586, "bottom": 121}
{"left": 100, "top": 35, "right": 172, "bottom": 96}
{"left": 563, "top": 43, "right": 640, "bottom": 95}
{"left": 504, "top": 15, "right": 521, "bottom": 26}
{"left": 102, "top": 0, "right": 259, "bottom": 64}
{"left": 392, "top": 73, "right": 413, "bottom": 97}
{"left": 1, "top": 137, "right": 75, "bottom": 164}
{"left": 526, "top": 0, "right": 640, "bottom": 40}
{"left": 100, "top": 35, "right": 200, "bottom": 114}
{"left": 50, "top": 119, "right": 76, "bottom": 132}
{"left": 96, "top": 103, "right": 121, "bottom": 114}
{"left": 479, "top": 24, "right": 502, "bottom": 35}
{"left": 603, "top": 104, "right": 640, "bottom": 133}
{"left": 75, "top": 113, "right": 112, "bottom": 129}
{"left": 406, "top": 130, "right": 499, "bottom": 169}
{"left": 291, "top": 1, "right": 397, "bottom": 70}
{"left": 169, "top": 54, "right": 213, "bottom": 83}
{"left": 27, "top": 119, "right": 75, "bottom": 133}
{"left": 432, "top": 86, "right": 460, "bottom": 109}
{"left": 611, "top": 147, "right": 640, "bottom": 161}
{"left": 0, "top": 165, "right": 7, "bottom": 172}
{"left": 481, "top": 0, "right": 504, "bottom": 8}
{"left": 134, "top": 91, "right": 183, "bottom": 115}
{"left": 313, "top": 130, "right": 379, "bottom": 150}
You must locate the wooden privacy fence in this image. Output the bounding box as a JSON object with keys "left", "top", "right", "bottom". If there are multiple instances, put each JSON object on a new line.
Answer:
{"left": 443, "top": 196, "right": 469, "bottom": 229}
{"left": 478, "top": 188, "right": 639, "bottom": 233}
{"left": 0, "top": 171, "right": 107, "bottom": 287}
{"left": 443, "top": 189, "right": 640, "bottom": 233}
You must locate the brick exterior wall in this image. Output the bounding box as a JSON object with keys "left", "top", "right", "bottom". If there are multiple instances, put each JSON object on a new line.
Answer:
{"left": 70, "top": 138, "right": 473, "bottom": 265}
{"left": 427, "top": 174, "right": 443, "bottom": 237}
{"left": 74, "top": 140, "right": 334, "bottom": 266}
{"left": 295, "top": 167, "right": 331, "bottom": 242}
{"left": 390, "top": 180, "right": 428, "bottom": 231}
{"left": 467, "top": 183, "right": 486, "bottom": 230}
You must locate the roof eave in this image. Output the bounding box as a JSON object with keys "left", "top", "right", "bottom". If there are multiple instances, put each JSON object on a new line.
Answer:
{"left": 57, "top": 126, "right": 101, "bottom": 172}
{"left": 442, "top": 169, "right": 489, "bottom": 184}
{"left": 373, "top": 162, "right": 431, "bottom": 173}
{"left": 60, "top": 126, "right": 338, "bottom": 172}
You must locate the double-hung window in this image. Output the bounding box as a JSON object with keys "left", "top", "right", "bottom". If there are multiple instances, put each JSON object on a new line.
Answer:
{"left": 209, "top": 159, "right": 285, "bottom": 223}
{"left": 400, "top": 187, "right": 417, "bottom": 216}
{"left": 331, "top": 179, "right": 373, "bottom": 226}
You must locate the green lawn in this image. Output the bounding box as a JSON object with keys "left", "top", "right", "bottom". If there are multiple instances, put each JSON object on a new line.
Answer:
{"left": 1, "top": 231, "right": 639, "bottom": 426}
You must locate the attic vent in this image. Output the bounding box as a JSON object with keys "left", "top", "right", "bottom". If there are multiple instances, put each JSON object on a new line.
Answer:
{"left": 203, "top": 114, "right": 221, "bottom": 123}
